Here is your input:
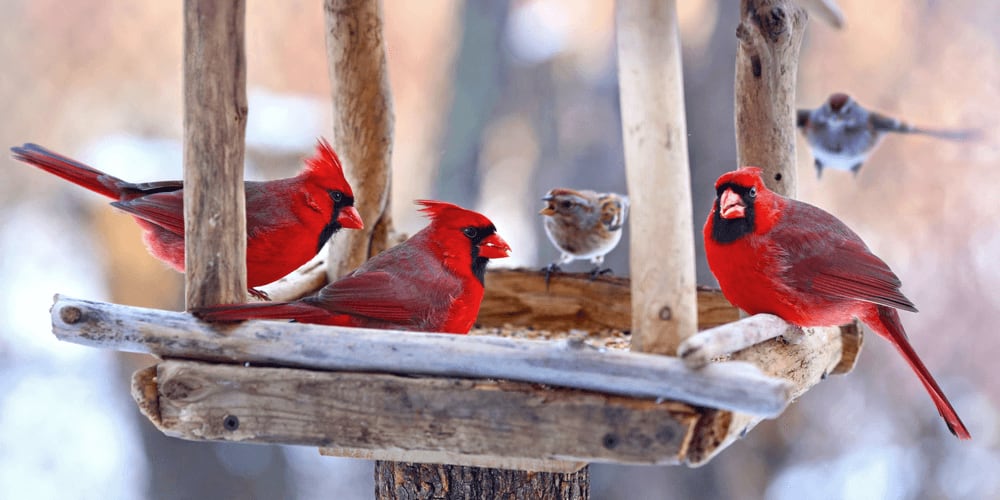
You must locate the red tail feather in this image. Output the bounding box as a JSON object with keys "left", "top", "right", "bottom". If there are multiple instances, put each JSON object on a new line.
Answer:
{"left": 192, "top": 301, "right": 335, "bottom": 324}
{"left": 11, "top": 143, "right": 126, "bottom": 199}
{"left": 872, "top": 306, "right": 971, "bottom": 439}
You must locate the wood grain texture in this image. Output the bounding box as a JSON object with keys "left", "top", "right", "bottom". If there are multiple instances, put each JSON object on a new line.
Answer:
{"left": 52, "top": 295, "right": 793, "bottom": 417}
{"left": 133, "top": 360, "right": 700, "bottom": 466}
{"left": 679, "top": 313, "right": 801, "bottom": 368}
{"left": 324, "top": 0, "right": 394, "bottom": 280}
{"left": 829, "top": 320, "right": 863, "bottom": 375}
{"left": 374, "top": 462, "right": 590, "bottom": 500}
{"left": 685, "top": 323, "right": 848, "bottom": 465}
{"left": 615, "top": 0, "right": 697, "bottom": 356}
{"left": 478, "top": 269, "right": 739, "bottom": 332}
{"left": 183, "top": 0, "right": 248, "bottom": 308}
{"left": 734, "top": 0, "right": 807, "bottom": 197}
{"left": 321, "top": 448, "right": 586, "bottom": 474}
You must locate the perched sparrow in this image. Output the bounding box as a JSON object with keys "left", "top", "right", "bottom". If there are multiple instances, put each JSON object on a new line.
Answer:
{"left": 797, "top": 93, "right": 977, "bottom": 178}
{"left": 539, "top": 188, "right": 629, "bottom": 281}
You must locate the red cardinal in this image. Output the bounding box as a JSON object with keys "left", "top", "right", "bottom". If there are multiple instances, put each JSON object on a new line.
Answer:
{"left": 704, "top": 166, "right": 970, "bottom": 439}
{"left": 10, "top": 139, "right": 364, "bottom": 298}
{"left": 193, "top": 200, "right": 511, "bottom": 334}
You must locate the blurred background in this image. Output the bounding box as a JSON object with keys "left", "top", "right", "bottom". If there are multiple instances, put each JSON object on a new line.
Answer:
{"left": 1, "top": 0, "right": 998, "bottom": 498}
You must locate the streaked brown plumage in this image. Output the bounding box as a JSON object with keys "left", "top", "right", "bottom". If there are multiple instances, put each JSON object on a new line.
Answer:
{"left": 539, "top": 188, "right": 628, "bottom": 281}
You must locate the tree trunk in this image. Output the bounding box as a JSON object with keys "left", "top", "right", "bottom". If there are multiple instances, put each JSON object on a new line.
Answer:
{"left": 374, "top": 462, "right": 589, "bottom": 500}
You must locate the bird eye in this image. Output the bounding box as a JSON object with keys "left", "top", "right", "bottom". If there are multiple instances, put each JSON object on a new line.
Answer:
{"left": 748, "top": 187, "right": 757, "bottom": 198}
{"left": 330, "top": 190, "right": 344, "bottom": 203}
{"left": 560, "top": 200, "right": 571, "bottom": 209}
{"left": 463, "top": 227, "right": 478, "bottom": 239}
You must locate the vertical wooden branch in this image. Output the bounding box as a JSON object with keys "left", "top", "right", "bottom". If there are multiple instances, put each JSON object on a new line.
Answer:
{"left": 324, "top": 0, "right": 394, "bottom": 280}
{"left": 616, "top": 0, "right": 697, "bottom": 355}
{"left": 734, "top": 0, "right": 807, "bottom": 197}
{"left": 183, "top": 0, "right": 248, "bottom": 308}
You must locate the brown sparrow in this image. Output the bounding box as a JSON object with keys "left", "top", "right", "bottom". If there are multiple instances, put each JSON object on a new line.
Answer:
{"left": 797, "top": 93, "right": 977, "bottom": 178}
{"left": 539, "top": 188, "right": 629, "bottom": 282}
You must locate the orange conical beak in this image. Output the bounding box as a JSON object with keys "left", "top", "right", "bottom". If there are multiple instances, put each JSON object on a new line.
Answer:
{"left": 478, "top": 232, "right": 511, "bottom": 259}
{"left": 719, "top": 188, "right": 746, "bottom": 220}
{"left": 337, "top": 206, "right": 364, "bottom": 230}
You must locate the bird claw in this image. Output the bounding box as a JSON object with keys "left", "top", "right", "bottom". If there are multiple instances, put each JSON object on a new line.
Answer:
{"left": 248, "top": 288, "right": 270, "bottom": 301}
{"left": 542, "top": 264, "right": 561, "bottom": 290}
{"left": 589, "top": 267, "right": 613, "bottom": 280}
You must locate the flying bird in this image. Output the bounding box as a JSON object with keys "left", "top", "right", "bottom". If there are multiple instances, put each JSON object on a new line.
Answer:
{"left": 704, "top": 166, "right": 970, "bottom": 439}
{"left": 539, "top": 188, "right": 629, "bottom": 282}
{"left": 193, "top": 200, "right": 511, "bottom": 334}
{"left": 10, "top": 139, "right": 363, "bottom": 299}
{"left": 797, "top": 93, "right": 977, "bottom": 178}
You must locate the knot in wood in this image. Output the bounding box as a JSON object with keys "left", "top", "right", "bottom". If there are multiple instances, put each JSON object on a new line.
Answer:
{"left": 658, "top": 306, "right": 672, "bottom": 321}
{"left": 59, "top": 306, "right": 82, "bottom": 324}
{"left": 161, "top": 379, "right": 198, "bottom": 400}
{"left": 751, "top": 5, "right": 789, "bottom": 43}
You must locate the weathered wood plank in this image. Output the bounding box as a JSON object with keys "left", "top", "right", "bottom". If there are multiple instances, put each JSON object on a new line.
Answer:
{"left": 685, "top": 323, "right": 848, "bottom": 466}
{"left": 324, "top": 0, "right": 394, "bottom": 280}
{"left": 679, "top": 315, "right": 863, "bottom": 375}
{"left": 734, "top": 0, "right": 807, "bottom": 197}
{"left": 52, "top": 295, "right": 793, "bottom": 417}
{"left": 320, "top": 448, "right": 586, "bottom": 474}
{"left": 830, "top": 321, "right": 863, "bottom": 375}
{"left": 477, "top": 269, "right": 738, "bottom": 332}
{"left": 679, "top": 313, "right": 798, "bottom": 368}
{"left": 182, "top": 0, "right": 248, "bottom": 308}
{"left": 616, "top": 0, "right": 697, "bottom": 356}
{"left": 134, "top": 360, "right": 700, "bottom": 466}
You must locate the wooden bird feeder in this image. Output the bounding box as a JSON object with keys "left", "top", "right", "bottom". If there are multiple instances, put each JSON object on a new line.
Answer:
{"left": 47, "top": 0, "right": 859, "bottom": 497}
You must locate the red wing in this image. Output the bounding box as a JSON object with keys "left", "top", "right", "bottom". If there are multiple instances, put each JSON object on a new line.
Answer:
{"left": 807, "top": 253, "right": 917, "bottom": 312}
{"left": 778, "top": 202, "right": 917, "bottom": 312}
{"left": 310, "top": 271, "right": 424, "bottom": 323}
{"left": 111, "top": 193, "right": 185, "bottom": 236}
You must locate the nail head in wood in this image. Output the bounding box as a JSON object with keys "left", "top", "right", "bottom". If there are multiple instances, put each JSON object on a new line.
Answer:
{"left": 602, "top": 433, "right": 619, "bottom": 450}
{"left": 223, "top": 414, "right": 240, "bottom": 431}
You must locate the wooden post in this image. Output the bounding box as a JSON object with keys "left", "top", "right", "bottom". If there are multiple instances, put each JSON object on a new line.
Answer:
{"left": 182, "top": 0, "right": 248, "bottom": 308}
{"left": 616, "top": 0, "right": 697, "bottom": 355}
{"left": 734, "top": 0, "right": 807, "bottom": 197}
{"left": 324, "top": 0, "right": 394, "bottom": 281}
